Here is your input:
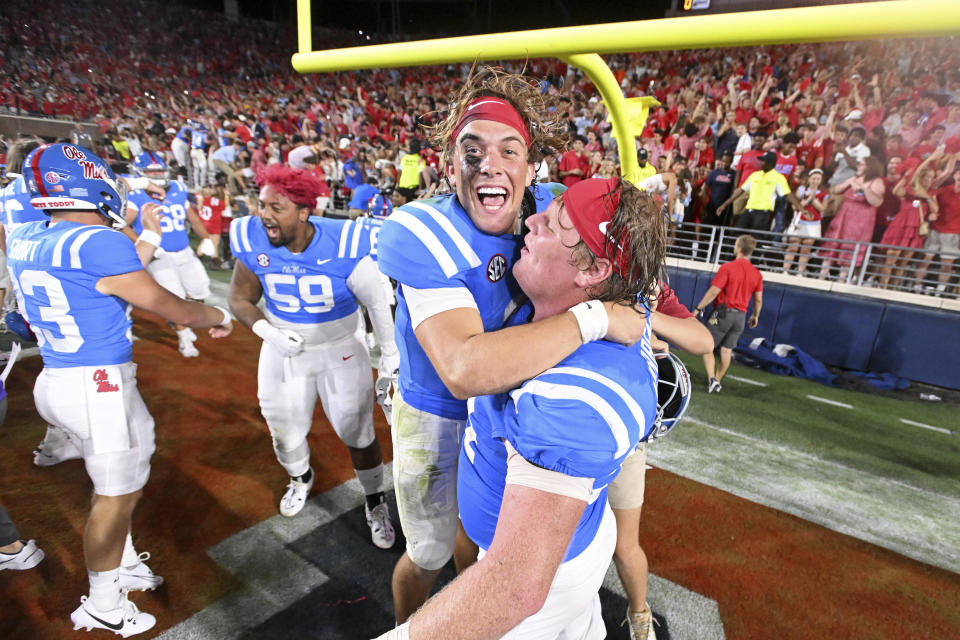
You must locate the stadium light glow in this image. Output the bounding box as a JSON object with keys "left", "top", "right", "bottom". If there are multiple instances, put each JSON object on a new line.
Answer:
{"left": 292, "top": 0, "right": 960, "bottom": 182}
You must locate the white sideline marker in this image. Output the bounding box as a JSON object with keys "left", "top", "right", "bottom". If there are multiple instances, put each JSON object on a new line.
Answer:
{"left": 806, "top": 395, "right": 853, "bottom": 409}
{"left": 727, "top": 375, "right": 767, "bottom": 387}
{"left": 899, "top": 418, "right": 953, "bottom": 435}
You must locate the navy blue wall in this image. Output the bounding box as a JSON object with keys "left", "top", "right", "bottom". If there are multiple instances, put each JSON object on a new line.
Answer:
{"left": 668, "top": 266, "right": 960, "bottom": 390}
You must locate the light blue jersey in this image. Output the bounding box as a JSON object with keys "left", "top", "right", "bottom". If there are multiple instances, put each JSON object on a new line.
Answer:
{"left": 458, "top": 314, "right": 658, "bottom": 561}
{"left": 7, "top": 220, "right": 142, "bottom": 367}
{"left": 127, "top": 181, "right": 192, "bottom": 252}
{"left": 190, "top": 126, "right": 209, "bottom": 150}
{"left": 1, "top": 175, "right": 47, "bottom": 236}
{"left": 377, "top": 182, "right": 565, "bottom": 420}
{"left": 230, "top": 215, "right": 372, "bottom": 325}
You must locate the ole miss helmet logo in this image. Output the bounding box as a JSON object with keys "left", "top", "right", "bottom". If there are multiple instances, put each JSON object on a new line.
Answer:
{"left": 45, "top": 171, "right": 61, "bottom": 184}
{"left": 257, "top": 253, "right": 270, "bottom": 267}
{"left": 486, "top": 253, "right": 507, "bottom": 283}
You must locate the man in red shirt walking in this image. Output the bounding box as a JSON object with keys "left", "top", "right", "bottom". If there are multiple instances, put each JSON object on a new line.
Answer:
{"left": 693, "top": 235, "right": 764, "bottom": 393}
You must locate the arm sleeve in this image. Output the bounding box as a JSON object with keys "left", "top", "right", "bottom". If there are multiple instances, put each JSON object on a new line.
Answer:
{"left": 402, "top": 284, "right": 479, "bottom": 330}
{"left": 711, "top": 263, "right": 729, "bottom": 290}
{"left": 503, "top": 440, "right": 593, "bottom": 502}
{"left": 346, "top": 255, "right": 397, "bottom": 354}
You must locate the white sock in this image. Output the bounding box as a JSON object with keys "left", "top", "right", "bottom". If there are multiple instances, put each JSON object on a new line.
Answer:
{"left": 176, "top": 328, "right": 195, "bottom": 343}
{"left": 88, "top": 568, "right": 121, "bottom": 612}
{"left": 121, "top": 533, "right": 138, "bottom": 568}
{"left": 355, "top": 464, "right": 384, "bottom": 496}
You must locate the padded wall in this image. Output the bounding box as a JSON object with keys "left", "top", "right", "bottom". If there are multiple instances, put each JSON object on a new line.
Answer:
{"left": 667, "top": 266, "right": 959, "bottom": 390}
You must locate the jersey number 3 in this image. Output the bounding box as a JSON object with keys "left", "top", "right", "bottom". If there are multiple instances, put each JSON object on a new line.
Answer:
{"left": 264, "top": 273, "right": 334, "bottom": 313}
{"left": 12, "top": 270, "right": 84, "bottom": 352}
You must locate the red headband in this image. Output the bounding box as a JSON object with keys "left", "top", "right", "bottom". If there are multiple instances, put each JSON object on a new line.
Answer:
{"left": 451, "top": 97, "right": 531, "bottom": 146}
{"left": 561, "top": 177, "right": 631, "bottom": 277}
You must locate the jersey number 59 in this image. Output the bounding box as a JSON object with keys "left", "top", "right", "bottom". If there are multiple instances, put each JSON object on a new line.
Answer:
{"left": 264, "top": 273, "right": 335, "bottom": 314}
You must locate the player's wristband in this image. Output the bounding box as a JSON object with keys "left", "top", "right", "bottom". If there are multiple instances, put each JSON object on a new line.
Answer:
{"left": 125, "top": 177, "right": 151, "bottom": 191}
{"left": 136, "top": 230, "right": 162, "bottom": 248}
{"left": 213, "top": 305, "right": 232, "bottom": 326}
{"left": 252, "top": 319, "right": 274, "bottom": 340}
{"left": 568, "top": 300, "right": 608, "bottom": 344}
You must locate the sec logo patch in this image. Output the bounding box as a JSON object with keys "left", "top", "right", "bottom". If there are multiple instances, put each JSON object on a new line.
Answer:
{"left": 486, "top": 253, "right": 507, "bottom": 282}
{"left": 257, "top": 253, "right": 270, "bottom": 267}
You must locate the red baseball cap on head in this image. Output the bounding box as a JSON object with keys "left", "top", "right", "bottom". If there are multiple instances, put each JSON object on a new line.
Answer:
{"left": 561, "top": 177, "right": 631, "bottom": 277}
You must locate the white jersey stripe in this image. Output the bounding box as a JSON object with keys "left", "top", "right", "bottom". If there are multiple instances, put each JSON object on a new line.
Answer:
{"left": 230, "top": 218, "right": 242, "bottom": 255}
{"left": 51, "top": 225, "right": 87, "bottom": 268}
{"left": 389, "top": 211, "right": 459, "bottom": 278}
{"left": 543, "top": 366, "right": 648, "bottom": 438}
{"left": 510, "top": 380, "right": 633, "bottom": 458}
{"left": 349, "top": 220, "right": 363, "bottom": 258}
{"left": 239, "top": 216, "right": 253, "bottom": 252}
{"left": 69, "top": 227, "right": 109, "bottom": 269}
{"left": 408, "top": 201, "right": 481, "bottom": 269}
{"left": 337, "top": 221, "right": 351, "bottom": 257}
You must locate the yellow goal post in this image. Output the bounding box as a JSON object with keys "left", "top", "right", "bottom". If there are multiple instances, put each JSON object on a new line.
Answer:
{"left": 292, "top": 0, "right": 960, "bottom": 183}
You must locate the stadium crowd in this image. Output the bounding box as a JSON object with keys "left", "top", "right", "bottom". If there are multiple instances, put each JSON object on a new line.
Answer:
{"left": 2, "top": 0, "right": 959, "bottom": 296}
{"left": 1, "top": 1, "right": 958, "bottom": 638}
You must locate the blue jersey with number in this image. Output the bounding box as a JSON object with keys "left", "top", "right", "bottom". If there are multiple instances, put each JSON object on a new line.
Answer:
{"left": 128, "top": 181, "right": 192, "bottom": 252}
{"left": 377, "top": 182, "right": 565, "bottom": 420}
{"left": 7, "top": 220, "right": 143, "bottom": 367}
{"left": 230, "top": 215, "right": 371, "bottom": 324}
{"left": 1, "top": 176, "right": 47, "bottom": 236}
{"left": 459, "top": 317, "right": 658, "bottom": 561}
{"left": 190, "top": 126, "right": 209, "bottom": 150}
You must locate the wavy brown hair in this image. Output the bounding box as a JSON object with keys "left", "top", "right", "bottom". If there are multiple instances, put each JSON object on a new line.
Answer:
{"left": 428, "top": 65, "right": 570, "bottom": 170}
{"left": 565, "top": 179, "right": 667, "bottom": 306}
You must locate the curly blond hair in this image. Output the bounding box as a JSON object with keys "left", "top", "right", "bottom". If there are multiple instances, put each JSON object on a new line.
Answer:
{"left": 428, "top": 66, "right": 570, "bottom": 170}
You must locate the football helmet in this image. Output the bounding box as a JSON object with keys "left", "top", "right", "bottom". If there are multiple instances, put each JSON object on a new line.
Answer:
{"left": 23, "top": 143, "right": 128, "bottom": 227}
{"left": 132, "top": 151, "right": 170, "bottom": 189}
{"left": 647, "top": 351, "right": 691, "bottom": 441}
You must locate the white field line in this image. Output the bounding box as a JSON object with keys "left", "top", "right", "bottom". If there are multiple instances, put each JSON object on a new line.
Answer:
{"left": 900, "top": 418, "right": 953, "bottom": 435}
{"left": 726, "top": 375, "right": 767, "bottom": 387}
{"left": 806, "top": 394, "right": 853, "bottom": 409}
{"left": 680, "top": 416, "right": 953, "bottom": 500}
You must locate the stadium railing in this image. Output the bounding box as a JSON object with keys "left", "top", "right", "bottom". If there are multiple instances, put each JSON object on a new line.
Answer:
{"left": 667, "top": 223, "right": 959, "bottom": 301}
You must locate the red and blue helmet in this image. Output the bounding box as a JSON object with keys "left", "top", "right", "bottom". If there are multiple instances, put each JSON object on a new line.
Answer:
{"left": 132, "top": 150, "right": 170, "bottom": 188}
{"left": 23, "top": 143, "right": 128, "bottom": 227}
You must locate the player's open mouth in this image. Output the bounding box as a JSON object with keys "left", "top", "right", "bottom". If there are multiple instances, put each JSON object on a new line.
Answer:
{"left": 263, "top": 222, "right": 280, "bottom": 239}
{"left": 476, "top": 186, "right": 508, "bottom": 212}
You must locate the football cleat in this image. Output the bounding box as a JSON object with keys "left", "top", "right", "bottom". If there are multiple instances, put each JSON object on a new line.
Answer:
{"left": 71, "top": 594, "right": 156, "bottom": 637}
{"left": 119, "top": 552, "right": 164, "bottom": 592}
{"left": 34, "top": 424, "right": 83, "bottom": 467}
{"left": 365, "top": 501, "right": 396, "bottom": 550}
{"left": 279, "top": 470, "right": 314, "bottom": 517}
{"left": 624, "top": 604, "right": 657, "bottom": 640}
{"left": 0, "top": 539, "right": 45, "bottom": 571}
{"left": 708, "top": 378, "right": 722, "bottom": 394}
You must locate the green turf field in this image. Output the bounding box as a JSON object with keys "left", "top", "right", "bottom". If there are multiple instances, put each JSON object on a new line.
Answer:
{"left": 671, "top": 350, "right": 959, "bottom": 498}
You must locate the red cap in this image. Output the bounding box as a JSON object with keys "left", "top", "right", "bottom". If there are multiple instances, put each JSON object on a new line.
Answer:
{"left": 561, "top": 177, "right": 631, "bottom": 277}
{"left": 451, "top": 97, "right": 531, "bottom": 146}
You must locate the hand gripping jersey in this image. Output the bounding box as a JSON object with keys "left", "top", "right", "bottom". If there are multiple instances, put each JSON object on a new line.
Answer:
{"left": 459, "top": 330, "right": 659, "bottom": 561}
{"left": 230, "top": 215, "right": 374, "bottom": 330}
{"left": 127, "top": 181, "right": 192, "bottom": 252}
{"left": 377, "top": 183, "right": 565, "bottom": 420}
{"left": 7, "top": 220, "right": 143, "bottom": 367}
{"left": 1, "top": 175, "right": 48, "bottom": 236}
